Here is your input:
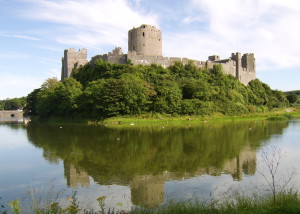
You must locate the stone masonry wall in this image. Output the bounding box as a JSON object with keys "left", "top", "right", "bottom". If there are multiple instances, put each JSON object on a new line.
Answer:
{"left": 128, "top": 51, "right": 206, "bottom": 68}
{"left": 0, "top": 110, "right": 23, "bottom": 121}
{"left": 61, "top": 48, "right": 88, "bottom": 81}
{"left": 240, "top": 68, "right": 256, "bottom": 85}
{"left": 92, "top": 50, "right": 256, "bottom": 85}
{"left": 128, "top": 24, "right": 162, "bottom": 56}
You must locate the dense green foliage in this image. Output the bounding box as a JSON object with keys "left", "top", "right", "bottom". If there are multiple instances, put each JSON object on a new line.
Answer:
{"left": 23, "top": 88, "right": 41, "bottom": 116}
{"left": 286, "top": 93, "right": 299, "bottom": 103}
{"left": 0, "top": 97, "right": 26, "bottom": 110}
{"left": 285, "top": 90, "right": 300, "bottom": 96}
{"left": 284, "top": 90, "right": 300, "bottom": 104}
{"left": 27, "top": 60, "right": 290, "bottom": 120}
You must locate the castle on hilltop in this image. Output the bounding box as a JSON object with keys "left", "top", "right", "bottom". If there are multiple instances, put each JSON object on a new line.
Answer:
{"left": 61, "top": 24, "right": 256, "bottom": 85}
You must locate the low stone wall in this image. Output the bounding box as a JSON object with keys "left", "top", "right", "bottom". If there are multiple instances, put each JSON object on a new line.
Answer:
{"left": 91, "top": 51, "right": 256, "bottom": 86}
{"left": 128, "top": 52, "right": 207, "bottom": 68}
{"left": 0, "top": 110, "right": 23, "bottom": 121}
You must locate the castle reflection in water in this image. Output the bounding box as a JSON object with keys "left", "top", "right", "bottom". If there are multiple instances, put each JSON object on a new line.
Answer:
{"left": 26, "top": 121, "right": 288, "bottom": 208}
{"left": 64, "top": 146, "right": 256, "bottom": 208}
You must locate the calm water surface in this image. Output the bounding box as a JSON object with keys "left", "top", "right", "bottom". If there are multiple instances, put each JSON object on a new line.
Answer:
{"left": 0, "top": 120, "right": 300, "bottom": 212}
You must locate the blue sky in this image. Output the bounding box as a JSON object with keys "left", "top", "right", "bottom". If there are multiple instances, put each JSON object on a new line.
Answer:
{"left": 1, "top": 0, "right": 300, "bottom": 99}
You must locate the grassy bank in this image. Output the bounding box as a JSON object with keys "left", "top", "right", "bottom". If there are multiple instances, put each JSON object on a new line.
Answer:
{"left": 131, "top": 194, "right": 300, "bottom": 214}
{"left": 2, "top": 190, "right": 300, "bottom": 214}
{"left": 29, "top": 107, "right": 300, "bottom": 127}
{"left": 101, "top": 107, "right": 300, "bottom": 127}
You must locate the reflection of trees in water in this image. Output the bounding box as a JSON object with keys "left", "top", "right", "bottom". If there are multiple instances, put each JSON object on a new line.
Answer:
{"left": 0, "top": 123, "right": 26, "bottom": 130}
{"left": 25, "top": 121, "right": 288, "bottom": 207}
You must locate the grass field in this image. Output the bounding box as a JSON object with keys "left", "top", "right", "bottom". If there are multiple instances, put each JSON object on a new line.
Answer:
{"left": 100, "top": 107, "right": 300, "bottom": 127}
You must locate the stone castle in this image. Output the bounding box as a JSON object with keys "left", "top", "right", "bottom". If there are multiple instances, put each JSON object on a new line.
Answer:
{"left": 61, "top": 24, "right": 256, "bottom": 85}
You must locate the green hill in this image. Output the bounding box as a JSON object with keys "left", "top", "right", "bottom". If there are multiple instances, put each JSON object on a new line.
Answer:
{"left": 25, "top": 59, "right": 291, "bottom": 120}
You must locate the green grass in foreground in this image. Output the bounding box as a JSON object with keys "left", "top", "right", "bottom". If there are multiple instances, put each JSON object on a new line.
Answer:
{"left": 31, "top": 107, "right": 300, "bottom": 126}
{"left": 131, "top": 194, "right": 300, "bottom": 214}
{"left": 2, "top": 190, "right": 300, "bottom": 214}
{"left": 101, "top": 107, "right": 300, "bottom": 127}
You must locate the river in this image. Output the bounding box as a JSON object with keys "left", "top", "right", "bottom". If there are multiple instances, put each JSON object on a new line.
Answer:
{"left": 0, "top": 120, "right": 300, "bottom": 213}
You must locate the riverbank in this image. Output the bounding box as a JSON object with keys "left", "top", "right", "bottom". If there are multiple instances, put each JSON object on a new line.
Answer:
{"left": 2, "top": 190, "right": 299, "bottom": 214}
{"left": 100, "top": 107, "right": 300, "bottom": 127}
{"left": 131, "top": 192, "right": 300, "bottom": 214}
{"left": 29, "top": 107, "right": 300, "bottom": 127}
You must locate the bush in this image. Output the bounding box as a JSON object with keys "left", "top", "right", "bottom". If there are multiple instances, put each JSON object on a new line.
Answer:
{"left": 267, "top": 116, "right": 289, "bottom": 121}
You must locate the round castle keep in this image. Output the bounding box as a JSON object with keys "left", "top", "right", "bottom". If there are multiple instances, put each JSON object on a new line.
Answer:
{"left": 128, "top": 24, "right": 162, "bottom": 56}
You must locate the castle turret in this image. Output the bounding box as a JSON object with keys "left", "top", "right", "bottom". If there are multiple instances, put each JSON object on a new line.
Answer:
{"left": 128, "top": 24, "right": 162, "bottom": 56}
{"left": 242, "top": 53, "right": 255, "bottom": 72}
{"left": 231, "top": 52, "right": 242, "bottom": 80}
{"left": 61, "top": 48, "right": 88, "bottom": 81}
{"left": 231, "top": 52, "right": 256, "bottom": 85}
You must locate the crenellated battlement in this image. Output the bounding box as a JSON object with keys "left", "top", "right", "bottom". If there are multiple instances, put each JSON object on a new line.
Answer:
{"left": 128, "top": 24, "right": 162, "bottom": 57}
{"left": 61, "top": 48, "right": 88, "bottom": 81}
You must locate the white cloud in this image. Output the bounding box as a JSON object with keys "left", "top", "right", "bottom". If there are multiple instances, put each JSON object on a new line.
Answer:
{"left": 0, "top": 73, "right": 43, "bottom": 99}
{"left": 164, "top": 0, "right": 300, "bottom": 71}
{"left": 20, "top": 0, "right": 159, "bottom": 51}
{"left": 0, "top": 51, "right": 31, "bottom": 60}
{"left": 12, "top": 34, "right": 40, "bottom": 41}
{"left": 0, "top": 32, "right": 40, "bottom": 41}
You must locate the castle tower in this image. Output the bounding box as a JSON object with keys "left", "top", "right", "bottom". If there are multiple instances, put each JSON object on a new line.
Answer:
{"left": 130, "top": 175, "right": 164, "bottom": 208}
{"left": 61, "top": 48, "right": 88, "bottom": 81}
{"left": 231, "top": 52, "right": 242, "bottom": 80}
{"left": 242, "top": 53, "right": 256, "bottom": 72}
{"left": 128, "top": 24, "right": 162, "bottom": 56}
{"left": 64, "top": 164, "right": 90, "bottom": 188}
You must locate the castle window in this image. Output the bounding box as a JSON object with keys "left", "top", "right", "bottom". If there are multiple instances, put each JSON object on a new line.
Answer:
{"left": 143, "top": 32, "right": 145, "bottom": 37}
{"left": 133, "top": 46, "right": 135, "bottom": 51}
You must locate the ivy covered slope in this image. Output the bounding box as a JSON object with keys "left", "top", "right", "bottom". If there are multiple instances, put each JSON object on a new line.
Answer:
{"left": 26, "top": 59, "right": 291, "bottom": 120}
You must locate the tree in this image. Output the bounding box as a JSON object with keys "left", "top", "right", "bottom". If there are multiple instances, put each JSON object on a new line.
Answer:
{"left": 36, "top": 78, "right": 59, "bottom": 118}
{"left": 248, "top": 79, "right": 269, "bottom": 105}
{"left": 286, "top": 93, "right": 298, "bottom": 104}
{"left": 81, "top": 78, "right": 125, "bottom": 118}
{"left": 53, "top": 78, "right": 83, "bottom": 116}
{"left": 24, "top": 88, "right": 41, "bottom": 116}
{"left": 257, "top": 146, "right": 296, "bottom": 204}
{"left": 181, "top": 78, "right": 213, "bottom": 101}
{"left": 0, "top": 100, "right": 4, "bottom": 110}
{"left": 3, "top": 97, "right": 26, "bottom": 110}
{"left": 119, "top": 73, "right": 156, "bottom": 115}
{"left": 81, "top": 79, "right": 107, "bottom": 119}
{"left": 152, "top": 80, "right": 182, "bottom": 114}
{"left": 270, "top": 90, "right": 288, "bottom": 108}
